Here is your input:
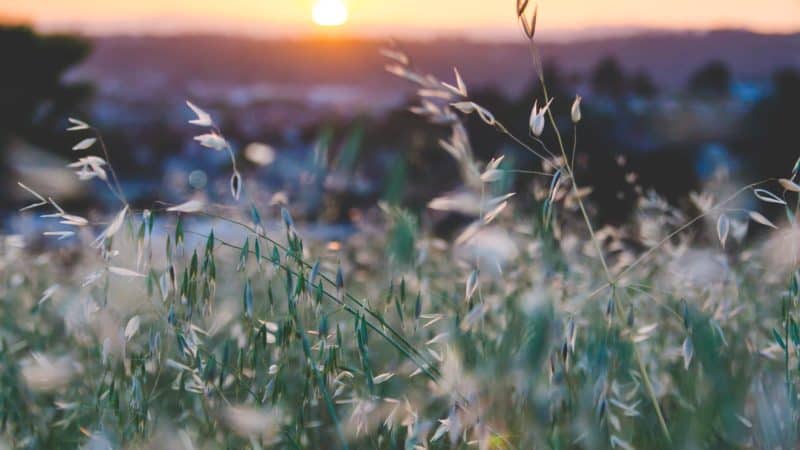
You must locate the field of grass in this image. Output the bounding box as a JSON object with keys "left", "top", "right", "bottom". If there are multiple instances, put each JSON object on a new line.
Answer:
{"left": 2, "top": 3, "right": 800, "bottom": 449}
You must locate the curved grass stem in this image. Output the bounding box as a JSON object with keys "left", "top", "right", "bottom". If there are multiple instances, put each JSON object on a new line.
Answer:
{"left": 195, "top": 211, "right": 443, "bottom": 379}
{"left": 183, "top": 228, "right": 442, "bottom": 383}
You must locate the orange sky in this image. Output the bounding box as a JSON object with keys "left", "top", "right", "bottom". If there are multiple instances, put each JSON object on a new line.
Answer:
{"left": 3, "top": 0, "right": 799, "bottom": 39}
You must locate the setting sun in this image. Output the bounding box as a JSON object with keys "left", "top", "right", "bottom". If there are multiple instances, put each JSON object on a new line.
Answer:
{"left": 312, "top": 0, "right": 348, "bottom": 27}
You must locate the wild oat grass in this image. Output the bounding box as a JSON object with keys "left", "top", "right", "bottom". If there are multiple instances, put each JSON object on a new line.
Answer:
{"left": 2, "top": 2, "right": 799, "bottom": 449}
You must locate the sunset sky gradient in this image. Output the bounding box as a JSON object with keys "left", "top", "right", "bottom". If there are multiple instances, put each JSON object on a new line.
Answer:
{"left": 3, "top": 0, "right": 799, "bottom": 40}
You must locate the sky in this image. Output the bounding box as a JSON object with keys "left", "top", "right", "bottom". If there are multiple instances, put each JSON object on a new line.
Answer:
{"left": 2, "top": 0, "right": 800, "bottom": 40}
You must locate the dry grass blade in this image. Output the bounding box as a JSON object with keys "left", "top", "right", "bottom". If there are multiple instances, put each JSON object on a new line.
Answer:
{"left": 521, "top": 4, "right": 538, "bottom": 40}
{"left": 72, "top": 138, "right": 97, "bottom": 151}
{"left": 516, "top": 0, "right": 530, "bottom": 17}
{"left": 749, "top": 211, "right": 778, "bottom": 229}
{"left": 167, "top": 200, "right": 203, "bottom": 214}
{"left": 717, "top": 214, "right": 730, "bottom": 248}
{"left": 779, "top": 178, "right": 800, "bottom": 192}
{"left": 754, "top": 188, "right": 786, "bottom": 205}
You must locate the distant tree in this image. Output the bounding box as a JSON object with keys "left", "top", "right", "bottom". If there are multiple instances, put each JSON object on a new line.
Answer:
{"left": 630, "top": 71, "right": 658, "bottom": 99}
{"left": 0, "top": 26, "right": 91, "bottom": 147}
{"left": 736, "top": 67, "right": 800, "bottom": 180}
{"left": 591, "top": 57, "right": 627, "bottom": 98}
{"left": 0, "top": 26, "right": 91, "bottom": 208}
{"left": 517, "top": 62, "right": 570, "bottom": 105}
{"left": 687, "top": 61, "right": 731, "bottom": 98}
{"left": 773, "top": 67, "right": 800, "bottom": 100}
{"left": 515, "top": 62, "right": 571, "bottom": 123}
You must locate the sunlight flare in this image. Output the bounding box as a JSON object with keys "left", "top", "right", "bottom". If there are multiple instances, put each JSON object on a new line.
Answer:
{"left": 312, "top": 0, "right": 349, "bottom": 27}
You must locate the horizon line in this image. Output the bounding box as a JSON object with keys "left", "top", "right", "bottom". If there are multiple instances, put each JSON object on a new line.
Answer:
{"left": 16, "top": 22, "right": 800, "bottom": 44}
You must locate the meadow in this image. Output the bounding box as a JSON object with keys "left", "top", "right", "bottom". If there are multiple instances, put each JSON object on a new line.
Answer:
{"left": 1, "top": 2, "right": 799, "bottom": 449}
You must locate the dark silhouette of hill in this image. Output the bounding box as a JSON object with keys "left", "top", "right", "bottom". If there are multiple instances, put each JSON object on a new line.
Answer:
{"left": 75, "top": 29, "right": 799, "bottom": 99}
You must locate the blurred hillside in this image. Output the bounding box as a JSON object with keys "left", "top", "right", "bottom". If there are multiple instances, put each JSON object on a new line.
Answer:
{"left": 73, "top": 30, "right": 800, "bottom": 129}
{"left": 0, "top": 26, "right": 92, "bottom": 210}
{"left": 2, "top": 27, "right": 800, "bottom": 228}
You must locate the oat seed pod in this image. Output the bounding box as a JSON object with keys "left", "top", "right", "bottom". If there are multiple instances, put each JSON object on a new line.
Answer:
{"left": 571, "top": 95, "right": 582, "bottom": 124}
{"left": 529, "top": 98, "right": 553, "bottom": 137}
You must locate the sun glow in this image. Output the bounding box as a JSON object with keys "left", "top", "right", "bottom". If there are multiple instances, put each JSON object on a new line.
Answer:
{"left": 312, "top": 0, "right": 349, "bottom": 27}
